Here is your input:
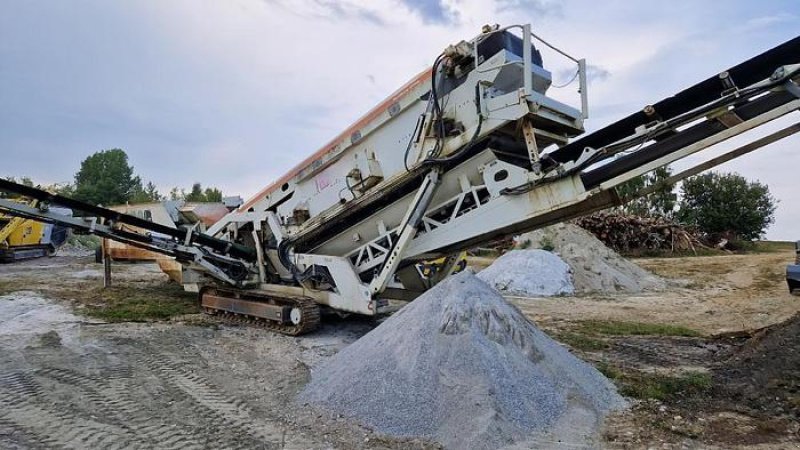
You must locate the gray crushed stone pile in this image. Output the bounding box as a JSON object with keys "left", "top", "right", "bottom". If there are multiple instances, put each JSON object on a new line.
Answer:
{"left": 477, "top": 249, "right": 575, "bottom": 296}
{"left": 298, "top": 272, "right": 626, "bottom": 449}
{"left": 518, "top": 223, "right": 666, "bottom": 294}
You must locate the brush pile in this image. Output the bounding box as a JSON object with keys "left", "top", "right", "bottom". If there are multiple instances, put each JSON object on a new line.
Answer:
{"left": 576, "top": 212, "right": 705, "bottom": 255}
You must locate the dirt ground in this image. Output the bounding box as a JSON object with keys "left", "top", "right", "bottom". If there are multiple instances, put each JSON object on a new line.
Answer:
{"left": 0, "top": 249, "right": 798, "bottom": 449}
{"left": 0, "top": 257, "right": 435, "bottom": 449}
{"left": 506, "top": 249, "right": 800, "bottom": 449}
{"left": 510, "top": 251, "right": 800, "bottom": 335}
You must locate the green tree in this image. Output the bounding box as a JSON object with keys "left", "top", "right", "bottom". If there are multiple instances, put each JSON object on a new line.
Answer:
{"left": 677, "top": 171, "right": 776, "bottom": 240}
{"left": 616, "top": 166, "right": 677, "bottom": 217}
{"left": 203, "top": 187, "right": 223, "bottom": 202}
{"left": 184, "top": 183, "right": 205, "bottom": 202}
{"left": 181, "top": 183, "right": 223, "bottom": 202}
{"left": 168, "top": 187, "right": 183, "bottom": 201}
{"left": 73, "top": 149, "right": 142, "bottom": 206}
{"left": 130, "top": 181, "right": 162, "bottom": 203}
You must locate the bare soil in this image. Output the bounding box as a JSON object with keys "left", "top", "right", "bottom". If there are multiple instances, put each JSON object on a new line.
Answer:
{"left": 507, "top": 252, "right": 799, "bottom": 335}
{"left": 500, "top": 250, "right": 800, "bottom": 449}
{"left": 0, "top": 249, "right": 797, "bottom": 449}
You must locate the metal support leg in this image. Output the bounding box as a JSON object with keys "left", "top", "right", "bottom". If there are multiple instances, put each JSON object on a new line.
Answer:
{"left": 368, "top": 169, "right": 441, "bottom": 295}
{"left": 251, "top": 229, "right": 267, "bottom": 283}
{"left": 522, "top": 119, "right": 540, "bottom": 173}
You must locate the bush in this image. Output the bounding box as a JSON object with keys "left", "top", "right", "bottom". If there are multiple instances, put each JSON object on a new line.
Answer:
{"left": 677, "top": 172, "right": 776, "bottom": 241}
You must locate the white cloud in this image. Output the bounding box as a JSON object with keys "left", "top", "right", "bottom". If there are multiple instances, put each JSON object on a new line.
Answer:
{"left": 1, "top": 0, "right": 798, "bottom": 238}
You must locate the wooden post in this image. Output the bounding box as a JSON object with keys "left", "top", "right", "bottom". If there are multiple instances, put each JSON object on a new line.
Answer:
{"left": 102, "top": 238, "right": 111, "bottom": 288}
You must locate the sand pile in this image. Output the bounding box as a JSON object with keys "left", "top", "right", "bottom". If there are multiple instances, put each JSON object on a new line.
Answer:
{"left": 518, "top": 223, "right": 665, "bottom": 293}
{"left": 299, "top": 272, "right": 626, "bottom": 449}
{"left": 477, "top": 249, "right": 574, "bottom": 296}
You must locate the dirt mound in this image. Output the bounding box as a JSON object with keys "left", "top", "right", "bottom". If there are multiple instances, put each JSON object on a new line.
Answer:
{"left": 477, "top": 249, "right": 574, "bottom": 296}
{"left": 715, "top": 313, "right": 800, "bottom": 418}
{"left": 298, "top": 272, "right": 625, "bottom": 449}
{"left": 518, "top": 223, "right": 665, "bottom": 294}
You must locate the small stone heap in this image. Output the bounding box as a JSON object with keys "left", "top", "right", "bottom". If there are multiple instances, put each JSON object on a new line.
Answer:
{"left": 298, "top": 272, "right": 626, "bottom": 449}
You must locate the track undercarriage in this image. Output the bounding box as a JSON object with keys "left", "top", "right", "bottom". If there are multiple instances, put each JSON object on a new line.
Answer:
{"left": 199, "top": 287, "right": 321, "bottom": 335}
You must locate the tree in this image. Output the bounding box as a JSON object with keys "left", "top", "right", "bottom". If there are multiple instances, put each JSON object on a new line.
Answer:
{"left": 184, "top": 183, "right": 205, "bottom": 202}
{"left": 677, "top": 171, "right": 776, "bottom": 240}
{"left": 130, "top": 181, "right": 162, "bottom": 203}
{"left": 168, "top": 187, "right": 183, "bottom": 201}
{"left": 203, "top": 187, "right": 223, "bottom": 202}
{"left": 182, "top": 182, "right": 223, "bottom": 202}
{"left": 616, "top": 166, "right": 677, "bottom": 218}
{"left": 73, "top": 149, "right": 142, "bottom": 206}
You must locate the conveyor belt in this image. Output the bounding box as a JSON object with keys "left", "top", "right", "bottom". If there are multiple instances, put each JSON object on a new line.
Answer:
{"left": 549, "top": 36, "right": 800, "bottom": 165}
{"left": 0, "top": 179, "right": 256, "bottom": 262}
{"left": 581, "top": 89, "right": 798, "bottom": 188}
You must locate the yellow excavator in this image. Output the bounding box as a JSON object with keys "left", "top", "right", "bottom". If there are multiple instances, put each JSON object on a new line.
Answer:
{"left": 0, "top": 199, "right": 70, "bottom": 262}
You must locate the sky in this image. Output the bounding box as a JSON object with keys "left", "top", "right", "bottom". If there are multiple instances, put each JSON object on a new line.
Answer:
{"left": 1, "top": 0, "right": 798, "bottom": 239}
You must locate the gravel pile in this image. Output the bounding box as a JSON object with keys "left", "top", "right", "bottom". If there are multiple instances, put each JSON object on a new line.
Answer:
{"left": 518, "top": 223, "right": 665, "bottom": 294}
{"left": 477, "top": 249, "right": 574, "bottom": 296}
{"left": 298, "top": 272, "right": 625, "bottom": 449}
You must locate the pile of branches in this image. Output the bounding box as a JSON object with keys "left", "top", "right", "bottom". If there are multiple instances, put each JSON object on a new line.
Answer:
{"left": 576, "top": 212, "right": 707, "bottom": 255}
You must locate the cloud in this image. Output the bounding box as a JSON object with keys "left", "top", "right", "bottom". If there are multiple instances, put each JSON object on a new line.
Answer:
{"left": 1, "top": 0, "right": 798, "bottom": 239}
{"left": 743, "top": 12, "right": 797, "bottom": 31}
{"left": 399, "top": 0, "right": 457, "bottom": 25}
{"left": 496, "top": 0, "right": 563, "bottom": 18}
{"left": 262, "top": 0, "right": 385, "bottom": 25}
{"left": 586, "top": 64, "right": 611, "bottom": 83}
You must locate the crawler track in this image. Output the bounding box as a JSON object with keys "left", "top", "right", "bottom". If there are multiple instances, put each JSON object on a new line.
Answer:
{"left": 201, "top": 287, "right": 321, "bottom": 336}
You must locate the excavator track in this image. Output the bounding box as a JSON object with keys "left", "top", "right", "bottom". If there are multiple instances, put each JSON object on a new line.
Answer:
{"left": 199, "top": 287, "right": 320, "bottom": 336}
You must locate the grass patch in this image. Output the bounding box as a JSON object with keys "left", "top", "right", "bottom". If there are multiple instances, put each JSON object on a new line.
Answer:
{"left": 596, "top": 361, "right": 623, "bottom": 380}
{"left": 67, "top": 234, "right": 101, "bottom": 250}
{"left": 577, "top": 320, "right": 702, "bottom": 337}
{"left": 554, "top": 331, "right": 609, "bottom": 351}
{"left": 595, "top": 361, "right": 712, "bottom": 401}
{"left": 73, "top": 283, "right": 198, "bottom": 322}
{"left": 750, "top": 240, "right": 794, "bottom": 253}
{"left": 619, "top": 371, "right": 712, "bottom": 401}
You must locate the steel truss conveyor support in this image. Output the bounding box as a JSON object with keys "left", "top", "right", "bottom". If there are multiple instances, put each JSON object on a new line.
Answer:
{"left": 0, "top": 180, "right": 257, "bottom": 286}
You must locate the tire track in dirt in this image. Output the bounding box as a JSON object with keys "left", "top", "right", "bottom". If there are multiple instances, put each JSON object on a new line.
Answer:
{"left": 36, "top": 366, "right": 208, "bottom": 450}
{"left": 0, "top": 371, "right": 138, "bottom": 449}
{"left": 135, "top": 351, "right": 314, "bottom": 449}
{"left": 1, "top": 348, "right": 315, "bottom": 449}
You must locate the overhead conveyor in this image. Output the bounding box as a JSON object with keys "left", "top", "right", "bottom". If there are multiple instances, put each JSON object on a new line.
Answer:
{"left": 548, "top": 36, "right": 800, "bottom": 166}
{"left": 1, "top": 24, "right": 798, "bottom": 334}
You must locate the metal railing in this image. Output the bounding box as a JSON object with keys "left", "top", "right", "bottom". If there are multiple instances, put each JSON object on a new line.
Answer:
{"left": 474, "top": 24, "right": 588, "bottom": 119}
